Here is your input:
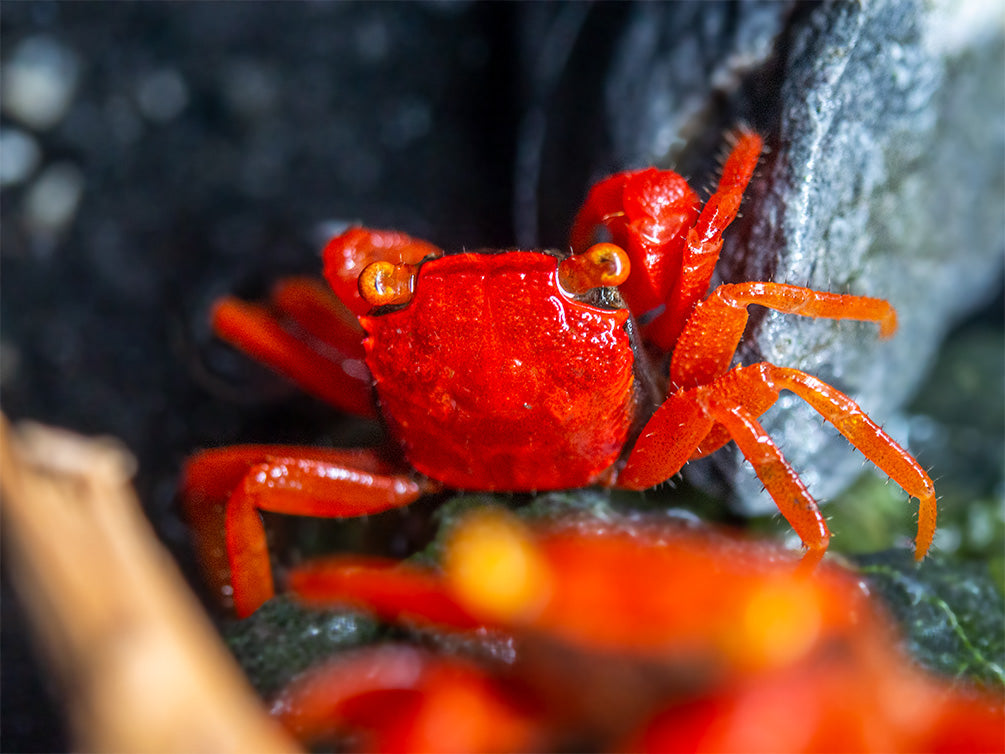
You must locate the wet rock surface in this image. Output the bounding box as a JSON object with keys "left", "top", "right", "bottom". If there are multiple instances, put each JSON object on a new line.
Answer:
{"left": 2, "top": 2, "right": 1002, "bottom": 750}
{"left": 709, "top": 0, "right": 1005, "bottom": 513}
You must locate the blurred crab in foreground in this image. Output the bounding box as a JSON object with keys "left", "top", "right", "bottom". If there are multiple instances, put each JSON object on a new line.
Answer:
{"left": 269, "top": 509, "right": 1003, "bottom": 753}
{"left": 183, "top": 130, "right": 936, "bottom": 618}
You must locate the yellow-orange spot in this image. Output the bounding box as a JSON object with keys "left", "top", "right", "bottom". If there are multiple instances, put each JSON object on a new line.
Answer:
{"left": 443, "top": 509, "right": 552, "bottom": 624}
{"left": 726, "top": 577, "right": 824, "bottom": 672}
{"left": 358, "top": 260, "right": 416, "bottom": 307}
{"left": 558, "top": 243, "right": 631, "bottom": 294}
{"left": 879, "top": 307, "right": 898, "bottom": 339}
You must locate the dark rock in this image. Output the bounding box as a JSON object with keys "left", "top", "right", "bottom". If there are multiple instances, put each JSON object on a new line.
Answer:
{"left": 855, "top": 549, "right": 1005, "bottom": 690}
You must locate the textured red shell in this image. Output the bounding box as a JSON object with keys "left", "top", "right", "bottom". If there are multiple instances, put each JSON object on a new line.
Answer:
{"left": 360, "top": 252, "right": 635, "bottom": 490}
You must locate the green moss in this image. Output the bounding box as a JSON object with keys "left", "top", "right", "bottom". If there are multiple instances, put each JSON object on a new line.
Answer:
{"left": 224, "top": 595, "right": 380, "bottom": 697}
{"left": 855, "top": 549, "right": 1005, "bottom": 690}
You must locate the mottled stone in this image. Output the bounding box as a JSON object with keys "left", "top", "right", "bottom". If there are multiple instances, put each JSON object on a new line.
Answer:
{"left": 695, "top": 0, "right": 1005, "bottom": 513}
{"left": 527, "top": 1, "right": 1002, "bottom": 515}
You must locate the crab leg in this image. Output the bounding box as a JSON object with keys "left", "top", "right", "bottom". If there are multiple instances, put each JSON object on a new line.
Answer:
{"left": 705, "top": 398, "right": 832, "bottom": 556}
{"left": 182, "top": 445, "right": 437, "bottom": 617}
{"left": 650, "top": 130, "right": 764, "bottom": 350}
{"left": 620, "top": 388, "right": 831, "bottom": 560}
{"left": 289, "top": 555, "right": 483, "bottom": 630}
{"left": 212, "top": 296, "right": 376, "bottom": 417}
{"left": 763, "top": 365, "right": 936, "bottom": 558}
{"left": 670, "top": 282, "right": 897, "bottom": 388}
{"left": 269, "top": 276, "right": 366, "bottom": 360}
{"left": 620, "top": 363, "right": 936, "bottom": 559}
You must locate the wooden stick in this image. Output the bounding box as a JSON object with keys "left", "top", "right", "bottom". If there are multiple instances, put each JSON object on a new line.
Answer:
{"left": 0, "top": 413, "right": 300, "bottom": 753}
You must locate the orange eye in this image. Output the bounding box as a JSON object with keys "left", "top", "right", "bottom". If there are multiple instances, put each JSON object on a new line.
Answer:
{"left": 558, "top": 243, "right": 631, "bottom": 294}
{"left": 358, "top": 260, "right": 417, "bottom": 307}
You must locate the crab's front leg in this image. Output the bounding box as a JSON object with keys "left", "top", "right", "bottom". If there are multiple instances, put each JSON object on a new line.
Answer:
{"left": 569, "top": 130, "right": 762, "bottom": 351}
{"left": 183, "top": 445, "right": 440, "bottom": 617}
{"left": 669, "top": 281, "right": 898, "bottom": 388}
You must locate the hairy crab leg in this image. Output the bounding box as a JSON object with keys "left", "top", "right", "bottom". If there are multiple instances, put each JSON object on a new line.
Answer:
{"left": 615, "top": 391, "right": 716, "bottom": 490}
{"left": 621, "top": 362, "right": 936, "bottom": 559}
{"left": 183, "top": 445, "right": 437, "bottom": 617}
{"left": 670, "top": 282, "right": 897, "bottom": 388}
{"left": 212, "top": 296, "right": 376, "bottom": 417}
{"left": 617, "top": 386, "right": 831, "bottom": 558}
{"left": 763, "top": 365, "right": 936, "bottom": 558}
{"left": 650, "top": 130, "right": 764, "bottom": 351}
{"left": 703, "top": 398, "right": 833, "bottom": 558}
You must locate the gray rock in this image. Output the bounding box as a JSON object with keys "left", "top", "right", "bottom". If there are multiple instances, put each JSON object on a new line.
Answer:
{"left": 694, "top": 0, "right": 1005, "bottom": 514}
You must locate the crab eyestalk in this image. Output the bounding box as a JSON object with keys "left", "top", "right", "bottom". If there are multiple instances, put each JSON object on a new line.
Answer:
{"left": 358, "top": 260, "right": 418, "bottom": 307}
{"left": 559, "top": 243, "right": 631, "bottom": 294}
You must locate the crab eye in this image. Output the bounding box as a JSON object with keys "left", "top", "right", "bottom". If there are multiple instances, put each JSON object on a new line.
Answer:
{"left": 358, "top": 260, "right": 417, "bottom": 307}
{"left": 558, "top": 243, "right": 631, "bottom": 295}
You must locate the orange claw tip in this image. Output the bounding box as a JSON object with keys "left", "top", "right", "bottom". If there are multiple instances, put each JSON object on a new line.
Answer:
{"left": 558, "top": 243, "right": 631, "bottom": 294}
{"left": 878, "top": 305, "right": 898, "bottom": 339}
{"left": 358, "top": 260, "right": 417, "bottom": 308}
{"left": 913, "top": 492, "right": 938, "bottom": 561}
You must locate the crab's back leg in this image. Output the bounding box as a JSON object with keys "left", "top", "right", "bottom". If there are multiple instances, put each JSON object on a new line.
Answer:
{"left": 212, "top": 295, "right": 376, "bottom": 417}
{"left": 647, "top": 130, "right": 763, "bottom": 351}
{"left": 616, "top": 381, "right": 831, "bottom": 559}
{"left": 704, "top": 397, "right": 834, "bottom": 560}
{"left": 182, "top": 445, "right": 439, "bottom": 617}
{"left": 670, "top": 282, "right": 897, "bottom": 388}
{"left": 270, "top": 276, "right": 366, "bottom": 360}
{"left": 620, "top": 363, "right": 936, "bottom": 559}
{"left": 765, "top": 365, "right": 936, "bottom": 557}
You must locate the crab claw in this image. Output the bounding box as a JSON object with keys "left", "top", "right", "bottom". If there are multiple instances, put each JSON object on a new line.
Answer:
{"left": 569, "top": 168, "right": 699, "bottom": 315}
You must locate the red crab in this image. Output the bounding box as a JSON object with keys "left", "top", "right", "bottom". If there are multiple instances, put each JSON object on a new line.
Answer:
{"left": 183, "top": 130, "right": 937, "bottom": 618}
{"left": 270, "top": 509, "right": 1003, "bottom": 753}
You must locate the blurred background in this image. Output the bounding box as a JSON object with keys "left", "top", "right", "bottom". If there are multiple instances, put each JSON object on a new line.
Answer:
{"left": 2, "top": 3, "right": 1002, "bottom": 751}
